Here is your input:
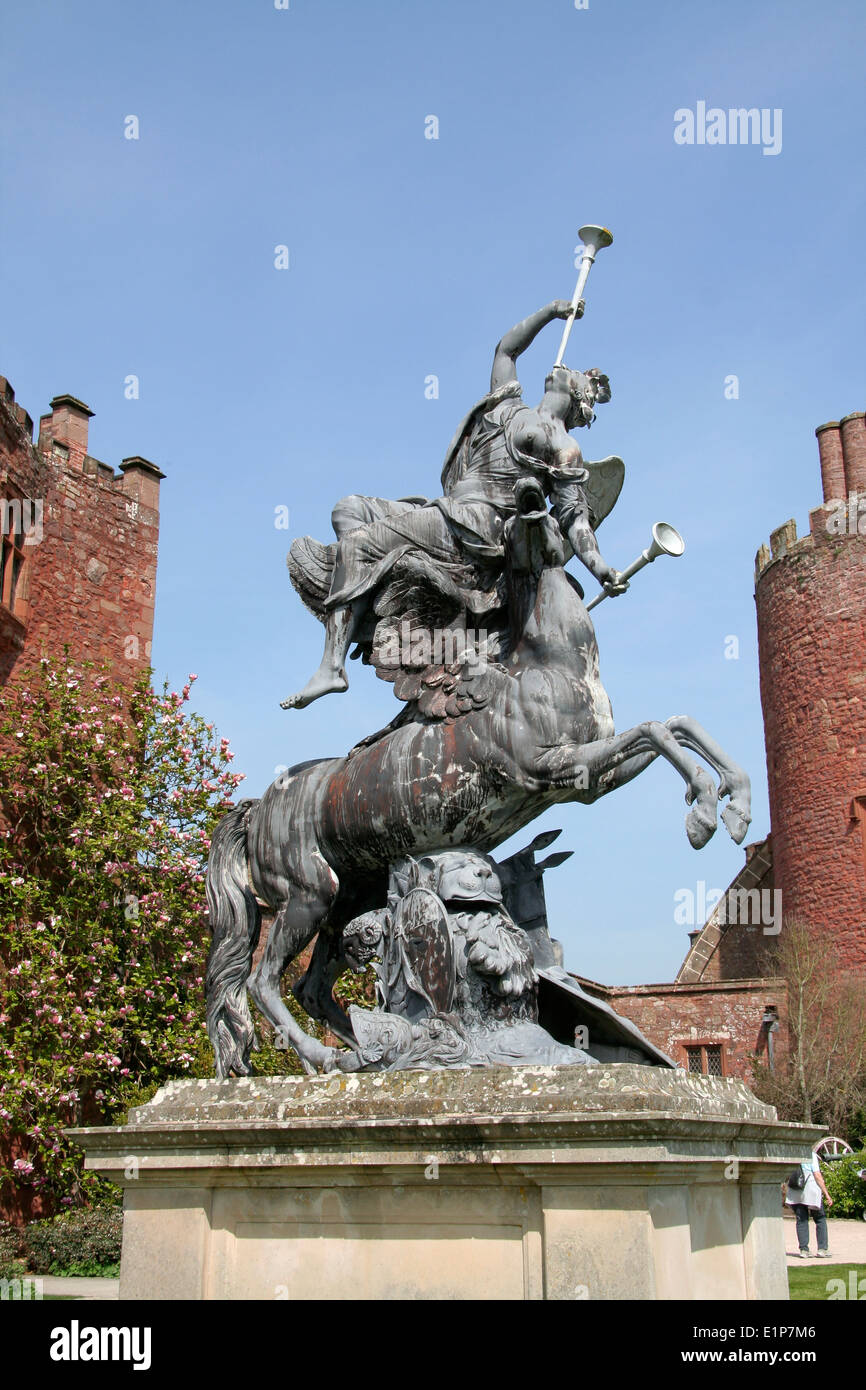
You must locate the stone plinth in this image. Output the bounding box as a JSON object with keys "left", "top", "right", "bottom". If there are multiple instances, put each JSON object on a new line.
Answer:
{"left": 70, "top": 1065, "right": 821, "bottom": 1301}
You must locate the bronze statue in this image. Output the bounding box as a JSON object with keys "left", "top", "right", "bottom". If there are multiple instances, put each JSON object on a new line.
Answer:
{"left": 205, "top": 228, "right": 752, "bottom": 1078}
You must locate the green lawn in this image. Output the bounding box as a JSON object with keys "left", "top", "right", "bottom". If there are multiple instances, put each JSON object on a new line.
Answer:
{"left": 789, "top": 1263, "right": 866, "bottom": 1300}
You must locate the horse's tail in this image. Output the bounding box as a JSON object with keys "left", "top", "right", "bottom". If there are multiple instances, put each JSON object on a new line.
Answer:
{"left": 205, "top": 798, "right": 262, "bottom": 1080}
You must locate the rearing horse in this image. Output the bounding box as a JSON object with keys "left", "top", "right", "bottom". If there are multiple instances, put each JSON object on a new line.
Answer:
{"left": 205, "top": 482, "right": 751, "bottom": 1077}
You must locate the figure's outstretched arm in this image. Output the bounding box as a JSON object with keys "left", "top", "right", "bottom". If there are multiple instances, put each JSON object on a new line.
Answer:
{"left": 551, "top": 481, "right": 628, "bottom": 597}
{"left": 490, "top": 300, "right": 579, "bottom": 391}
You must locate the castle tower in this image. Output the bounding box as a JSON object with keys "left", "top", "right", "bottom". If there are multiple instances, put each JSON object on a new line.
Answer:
{"left": 0, "top": 375, "right": 164, "bottom": 686}
{"left": 754, "top": 411, "right": 866, "bottom": 971}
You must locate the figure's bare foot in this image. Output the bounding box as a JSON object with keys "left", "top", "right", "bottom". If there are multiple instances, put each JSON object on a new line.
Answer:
{"left": 280, "top": 669, "right": 348, "bottom": 710}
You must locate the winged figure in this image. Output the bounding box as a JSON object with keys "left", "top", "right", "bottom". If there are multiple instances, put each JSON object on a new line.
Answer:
{"left": 282, "top": 299, "right": 628, "bottom": 718}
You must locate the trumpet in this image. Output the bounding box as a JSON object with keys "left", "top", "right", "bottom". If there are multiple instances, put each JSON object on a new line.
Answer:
{"left": 553, "top": 224, "right": 614, "bottom": 368}
{"left": 586, "top": 522, "right": 686, "bottom": 612}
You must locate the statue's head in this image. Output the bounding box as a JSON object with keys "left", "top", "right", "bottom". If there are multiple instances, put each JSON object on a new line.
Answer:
{"left": 434, "top": 851, "right": 504, "bottom": 906}
{"left": 543, "top": 366, "right": 611, "bottom": 429}
{"left": 393, "top": 849, "right": 504, "bottom": 907}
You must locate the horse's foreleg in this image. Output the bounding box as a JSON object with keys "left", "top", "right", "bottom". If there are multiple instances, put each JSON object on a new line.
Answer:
{"left": 247, "top": 897, "right": 343, "bottom": 1075}
{"left": 573, "top": 721, "right": 721, "bottom": 848}
{"left": 664, "top": 715, "right": 752, "bottom": 845}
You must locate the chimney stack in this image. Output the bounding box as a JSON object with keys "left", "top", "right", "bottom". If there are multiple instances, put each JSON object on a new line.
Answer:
{"left": 840, "top": 411, "right": 866, "bottom": 495}
{"left": 119, "top": 456, "right": 165, "bottom": 513}
{"left": 816, "top": 421, "right": 845, "bottom": 503}
{"left": 38, "top": 394, "right": 94, "bottom": 467}
{"left": 816, "top": 411, "right": 866, "bottom": 501}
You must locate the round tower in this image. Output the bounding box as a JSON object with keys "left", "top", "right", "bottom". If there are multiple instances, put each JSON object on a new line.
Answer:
{"left": 754, "top": 411, "right": 866, "bottom": 971}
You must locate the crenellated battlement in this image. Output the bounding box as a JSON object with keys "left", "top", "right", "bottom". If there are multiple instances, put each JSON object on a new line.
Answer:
{"left": 754, "top": 411, "right": 866, "bottom": 583}
{"left": 754, "top": 494, "right": 866, "bottom": 582}
{"left": 0, "top": 375, "right": 34, "bottom": 440}
{"left": 0, "top": 375, "right": 165, "bottom": 513}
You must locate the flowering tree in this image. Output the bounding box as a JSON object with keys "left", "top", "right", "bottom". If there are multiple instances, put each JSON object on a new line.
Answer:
{"left": 0, "top": 658, "right": 244, "bottom": 1212}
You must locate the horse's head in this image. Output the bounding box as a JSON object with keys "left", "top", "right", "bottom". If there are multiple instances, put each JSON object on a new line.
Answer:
{"left": 504, "top": 478, "right": 566, "bottom": 577}
{"left": 503, "top": 479, "right": 593, "bottom": 664}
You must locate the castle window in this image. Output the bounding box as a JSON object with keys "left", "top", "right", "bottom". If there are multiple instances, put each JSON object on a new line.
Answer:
{"left": 685, "top": 1042, "right": 726, "bottom": 1076}
{"left": 852, "top": 796, "right": 866, "bottom": 884}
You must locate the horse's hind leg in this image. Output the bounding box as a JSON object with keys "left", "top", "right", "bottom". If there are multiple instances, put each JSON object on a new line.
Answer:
{"left": 577, "top": 720, "right": 720, "bottom": 848}
{"left": 664, "top": 715, "right": 752, "bottom": 844}
{"left": 247, "top": 893, "right": 341, "bottom": 1074}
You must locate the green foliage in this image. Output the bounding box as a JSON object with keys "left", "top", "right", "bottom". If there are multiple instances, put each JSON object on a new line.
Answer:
{"left": 0, "top": 656, "right": 244, "bottom": 1210}
{"left": 245, "top": 965, "right": 378, "bottom": 1077}
{"left": 0, "top": 1218, "right": 25, "bottom": 1277}
{"left": 822, "top": 1151, "right": 866, "bottom": 1219}
{"left": 335, "top": 964, "right": 378, "bottom": 1013}
{"left": 25, "top": 1206, "right": 123, "bottom": 1276}
{"left": 846, "top": 1107, "right": 866, "bottom": 1149}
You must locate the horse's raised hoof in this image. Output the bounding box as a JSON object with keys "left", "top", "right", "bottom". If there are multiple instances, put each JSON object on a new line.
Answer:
{"left": 685, "top": 801, "right": 717, "bottom": 849}
{"left": 722, "top": 800, "right": 751, "bottom": 845}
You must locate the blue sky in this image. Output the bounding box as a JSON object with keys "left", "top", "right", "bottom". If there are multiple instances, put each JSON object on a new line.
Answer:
{"left": 2, "top": 0, "right": 864, "bottom": 984}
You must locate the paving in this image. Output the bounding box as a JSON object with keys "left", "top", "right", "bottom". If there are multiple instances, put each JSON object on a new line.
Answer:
{"left": 784, "top": 1214, "right": 866, "bottom": 1266}
{"left": 37, "top": 1275, "right": 119, "bottom": 1300}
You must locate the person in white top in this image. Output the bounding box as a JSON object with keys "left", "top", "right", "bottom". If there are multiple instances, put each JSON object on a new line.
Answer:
{"left": 785, "top": 1153, "right": 833, "bottom": 1256}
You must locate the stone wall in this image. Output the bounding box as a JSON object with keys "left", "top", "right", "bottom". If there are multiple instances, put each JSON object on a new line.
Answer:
{"left": 0, "top": 375, "right": 163, "bottom": 687}
{"left": 577, "top": 974, "right": 787, "bottom": 1080}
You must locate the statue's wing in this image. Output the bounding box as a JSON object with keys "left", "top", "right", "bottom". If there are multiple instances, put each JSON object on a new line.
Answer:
{"left": 368, "top": 605, "right": 507, "bottom": 721}
{"left": 287, "top": 536, "right": 336, "bottom": 622}
{"left": 440, "top": 380, "right": 523, "bottom": 492}
{"left": 465, "top": 916, "right": 536, "bottom": 998}
{"left": 360, "top": 556, "right": 509, "bottom": 719}
{"left": 582, "top": 455, "right": 625, "bottom": 531}
{"left": 395, "top": 888, "right": 455, "bottom": 1015}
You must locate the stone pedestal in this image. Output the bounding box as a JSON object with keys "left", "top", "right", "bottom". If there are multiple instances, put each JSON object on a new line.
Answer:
{"left": 71, "top": 1065, "right": 821, "bottom": 1301}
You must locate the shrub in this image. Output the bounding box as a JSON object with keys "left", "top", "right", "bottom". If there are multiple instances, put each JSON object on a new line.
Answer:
{"left": 25, "top": 1206, "right": 123, "bottom": 1276}
{"left": 823, "top": 1150, "right": 866, "bottom": 1220}
{"left": 0, "top": 1218, "right": 25, "bottom": 1277}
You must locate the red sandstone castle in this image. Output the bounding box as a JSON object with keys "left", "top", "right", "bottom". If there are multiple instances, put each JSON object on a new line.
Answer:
{"left": 587, "top": 410, "right": 866, "bottom": 1078}
{"left": 0, "top": 377, "right": 163, "bottom": 686}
